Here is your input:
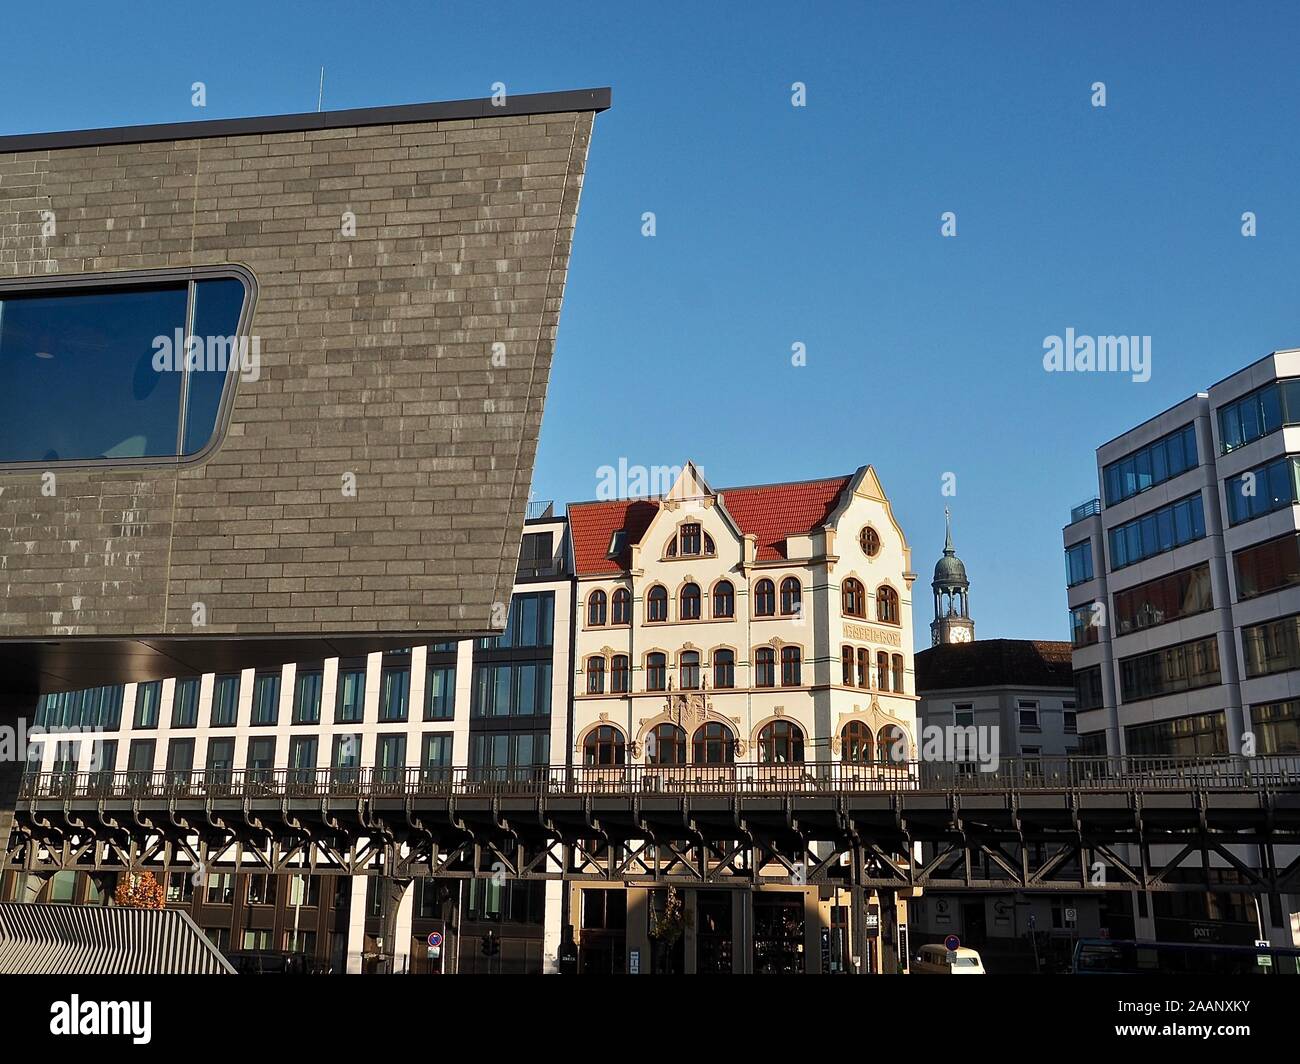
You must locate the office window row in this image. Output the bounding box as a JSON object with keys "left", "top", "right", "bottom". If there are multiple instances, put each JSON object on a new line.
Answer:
{"left": 477, "top": 592, "right": 554, "bottom": 649}
{"left": 1107, "top": 492, "right": 1205, "bottom": 570}
{"left": 1217, "top": 377, "right": 1300, "bottom": 453}
{"left": 471, "top": 661, "right": 552, "bottom": 717}
{"left": 1224, "top": 455, "right": 1300, "bottom": 526}
{"left": 1124, "top": 711, "right": 1228, "bottom": 758}
{"left": 1117, "top": 635, "right": 1221, "bottom": 703}
{"left": 1250, "top": 701, "right": 1300, "bottom": 755}
{"left": 36, "top": 686, "right": 124, "bottom": 730}
{"left": 1233, "top": 532, "right": 1300, "bottom": 601}
{"left": 1242, "top": 614, "right": 1300, "bottom": 679}
{"left": 1102, "top": 422, "right": 1198, "bottom": 506}
{"left": 1065, "top": 541, "right": 1094, "bottom": 587}
{"left": 1111, "top": 563, "right": 1213, "bottom": 637}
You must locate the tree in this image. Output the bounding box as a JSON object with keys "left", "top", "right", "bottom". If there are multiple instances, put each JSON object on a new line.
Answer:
{"left": 113, "top": 871, "right": 166, "bottom": 909}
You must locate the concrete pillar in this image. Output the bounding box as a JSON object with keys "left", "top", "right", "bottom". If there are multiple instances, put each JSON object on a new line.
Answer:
{"left": 880, "top": 891, "right": 900, "bottom": 974}
{"left": 346, "top": 876, "right": 368, "bottom": 974}
{"left": 733, "top": 889, "right": 752, "bottom": 973}
{"left": 684, "top": 889, "right": 698, "bottom": 974}
{"left": 543, "top": 879, "right": 563, "bottom": 974}
{"left": 391, "top": 879, "right": 414, "bottom": 974}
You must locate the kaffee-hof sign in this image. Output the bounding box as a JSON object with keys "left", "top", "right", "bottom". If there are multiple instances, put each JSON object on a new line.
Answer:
{"left": 843, "top": 623, "right": 902, "bottom": 647}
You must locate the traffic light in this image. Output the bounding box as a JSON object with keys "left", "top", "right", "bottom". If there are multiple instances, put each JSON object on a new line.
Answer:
{"left": 480, "top": 930, "right": 501, "bottom": 957}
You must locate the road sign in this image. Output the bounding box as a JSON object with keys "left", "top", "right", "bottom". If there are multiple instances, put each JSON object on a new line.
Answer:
{"left": 1064, "top": 908, "right": 1077, "bottom": 925}
{"left": 427, "top": 931, "right": 443, "bottom": 949}
{"left": 944, "top": 934, "right": 961, "bottom": 952}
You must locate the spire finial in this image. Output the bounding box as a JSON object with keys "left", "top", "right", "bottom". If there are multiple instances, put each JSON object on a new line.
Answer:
{"left": 944, "top": 506, "right": 954, "bottom": 555}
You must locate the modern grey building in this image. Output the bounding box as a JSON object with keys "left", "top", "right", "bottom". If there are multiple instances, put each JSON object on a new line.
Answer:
{"left": 0, "top": 88, "right": 609, "bottom": 857}
{"left": 1063, "top": 349, "right": 1300, "bottom": 947}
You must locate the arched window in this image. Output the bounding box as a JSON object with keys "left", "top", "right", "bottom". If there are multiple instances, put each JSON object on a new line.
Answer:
{"left": 646, "top": 652, "right": 667, "bottom": 691}
{"left": 758, "top": 720, "right": 805, "bottom": 764}
{"left": 611, "top": 654, "right": 630, "bottom": 693}
{"left": 584, "top": 725, "right": 625, "bottom": 766}
{"left": 586, "top": 656, "right": 605, "bottom": 694}
{"left": 841, "top": 721, "right": 873, "bottom": 764}
{"left": 876, "top": 585, "right": 900, "bottom": 624}
{"left": 754, "top": 579, "right": 776, "bottom": 617}
{"left": 646, "top": 585, "right": 668, "bottom": 623}
{"left": 611, "top": 588, "right": 631, "bottom": 625}
{"left": 704, "top": 532, "right": 715, "bottom": 554}
{"left": 648, "top": 723, "right": 686, "bottom": 765}
{"left": 692, "top": 721, "right": 734, "bottom": 765}
{"left": 713, "top": 649, "right": 735, "bottom": 689}
{"left": 780, "top": 577, "right": 802, "bottom": 616}
{"left": 755, "top": 647, "right": 776, "bottom": 687}
{"left": 842, "top": 578, "right": 866, "bottom": 618}
{"left": 878, "top": 724, "right": 910, "bottom": 765}
{"left": 679, "top": 650, "right": 700, "bottom": 690}
{"left": 665, "top": 537, "right": 677, "bottom": 558}
{"left": 876, "top": 651, "right": 890, "bottom": 691}
{"left": 587, "top": 589, "right": 607, "bottom": 627}
{"left": 841, "top": 646, "right": 854, "bottom": 686}
{"left": 892, "top": 654, "right": 905, "bottom": 693}
{"left": 857, "top": 647, "right": 870, "bottom": 688}
{"left": 680, "top": 582, "right": 701, "bottom": 621}
{"left": 860, "top": 526, "right": 881, "bottom": 558}
{"left": 781, "top": 646, "right": 802, "bottom": 687}
{"left": 712, "top": 580, "right": 734, "bottom": 618}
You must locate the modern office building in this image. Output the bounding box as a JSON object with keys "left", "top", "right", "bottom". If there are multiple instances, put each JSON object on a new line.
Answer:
{"left": 0, "top": 88, "right": 610, "bottom": 851}
{"left": 1063, "top": 349, "right": 1300, "bottom": 947}
{"left": 2, "top": 508, "right": 572, "bottom": 974}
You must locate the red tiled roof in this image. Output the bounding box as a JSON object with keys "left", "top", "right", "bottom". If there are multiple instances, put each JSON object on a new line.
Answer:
{"left": 567, "top": 499, "right": 660, "bottom": 576}
{"left": 567, "top": 475, "right": 853, "bottom": 576}
{"left": 722, "top": 476, "right": 852, "bottom": 562}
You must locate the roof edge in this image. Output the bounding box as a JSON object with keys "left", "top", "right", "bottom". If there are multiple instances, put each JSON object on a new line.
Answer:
{"left": 0, "top": 87, "right": 612, "bottom": 153}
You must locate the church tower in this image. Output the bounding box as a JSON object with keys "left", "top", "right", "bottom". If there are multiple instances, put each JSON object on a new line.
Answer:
{"left": 931, "top": 508, "right": 974, "bottom": 646}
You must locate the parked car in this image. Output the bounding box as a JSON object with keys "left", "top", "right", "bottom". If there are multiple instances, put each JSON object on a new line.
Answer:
{"left": 913, "top": 944, "right": 986, "bottom": 974}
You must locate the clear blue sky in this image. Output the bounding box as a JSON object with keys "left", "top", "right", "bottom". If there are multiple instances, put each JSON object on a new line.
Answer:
{"left": 5, "top": 1, "right": 1300, "bottom": 648}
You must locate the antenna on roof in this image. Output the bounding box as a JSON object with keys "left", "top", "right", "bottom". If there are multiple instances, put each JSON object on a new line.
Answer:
{"left": 317, "top": 67, "right": 325, "bottom": 112}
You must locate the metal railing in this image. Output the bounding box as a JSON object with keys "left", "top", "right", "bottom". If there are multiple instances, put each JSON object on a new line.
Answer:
{"left": 17, "top": 756, "right": 1300, "bottom": 803}
{"left": 1070, "top": 496, "right": 1102, "bottom": 522}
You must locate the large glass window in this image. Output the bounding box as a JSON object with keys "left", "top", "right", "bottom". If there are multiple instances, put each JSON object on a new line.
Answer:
{"left": 1107, "top": 493, "right": 1205, "bottom": 570}
{"left": 1234, "top": 533, "right": 1300, "bottom": 601}
{"left": 1242, "top": 614, "right": 1300, "bottom": 678}
{"left": 335, "top": 666, "right": 366, "bottom": 723}
{"left": 713, "top": 649, "right": 735, "bottom": 689}
{"left": 1218, "top": 379, "right": 1300, "bottom": 453}
{"left": 250, "top": 672, "right": 280, "bottom": 726}
{"left": 171, "top": 678, "right": 200, "bottom": 728}
{"left": 133, "top": 681, "right": 161, "bottom": 729}
{"left": 379, "top": 666, "right": 410, "bottom": 722}
{"left": 1251, "top": 701, "right": 1300, "bottom": 755}
{"left": 292, "top": 669, "right": 323, "bottom": 725}
{"left": 1118, "top": 636, "right": 1221, "bottom": 702}
{"left": 210, "top": 674, "right": 240, "bottom": 727}
{"left": 0, "top": 272, "right": 249, "bottom": 464}
{"left": 1065, "top": 541, "right": 1094, "bottom": 587}
{"left": 425, "top": 663, "right": 456, "bottom": 719}
{"left": 1069, "top": 603, "right": 1100, "bottom": 648}
{"left": 1124, "top": 711, "right": 1228, "bottom": 758}
{"left": 1224, "top": 456, "right": 1300, "bottom": 526}
{"left": 1112, "top": 563, "right": 1213, "bottom": 636}
{"left": 1102, "top": 423, "right": 1198, "bottom": 506}
{"left": 470, "top": 662, "right": 552, "bottom": 717}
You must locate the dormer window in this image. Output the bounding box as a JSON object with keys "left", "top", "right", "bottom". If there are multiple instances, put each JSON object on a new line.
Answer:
{"left": 667, "top": 523, "right": 714, "bottom": 558}
{"left": 607, "top": 530, "right": 626, "bottom": 559}
{"left": 681, "top": 523, "right": 701, "bottom": 555}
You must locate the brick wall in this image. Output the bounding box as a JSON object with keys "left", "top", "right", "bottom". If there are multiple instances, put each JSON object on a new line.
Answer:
{"left": 0, "top": 102, "right": 598, "bottom": 644}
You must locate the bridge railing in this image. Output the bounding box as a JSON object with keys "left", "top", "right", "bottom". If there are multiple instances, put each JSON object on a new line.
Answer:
{"left": 16, "top": 756, "right": 1300, "bottom": 802}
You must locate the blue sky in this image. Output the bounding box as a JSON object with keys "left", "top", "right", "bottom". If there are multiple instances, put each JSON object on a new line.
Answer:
{"left": 5, "top": 1, "right": 1300, "bottom": 647}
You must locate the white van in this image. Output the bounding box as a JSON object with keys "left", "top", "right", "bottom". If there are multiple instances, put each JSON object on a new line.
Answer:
{"left": 913, "top": 944, "right": 986, "bottom": 974}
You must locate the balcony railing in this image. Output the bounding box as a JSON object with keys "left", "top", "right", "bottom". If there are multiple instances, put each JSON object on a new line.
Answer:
{"left": 1070, "top": 496, "right": 1102, "bottom": 522}
{"left": 17, "top": 756, "right": 1300, "bottom": 803}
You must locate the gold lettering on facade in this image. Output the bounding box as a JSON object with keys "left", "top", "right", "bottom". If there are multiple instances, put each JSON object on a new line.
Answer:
{"left": 843, "top": 622, "right": 901, "bottom": 646}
